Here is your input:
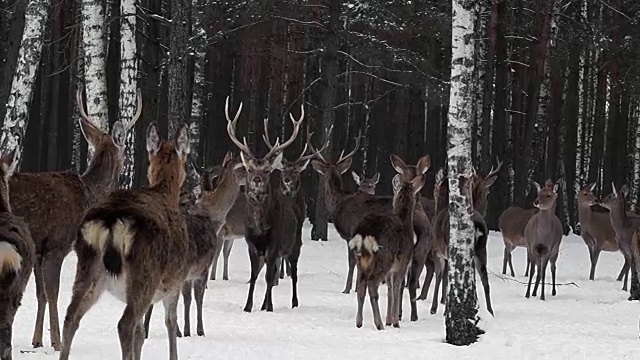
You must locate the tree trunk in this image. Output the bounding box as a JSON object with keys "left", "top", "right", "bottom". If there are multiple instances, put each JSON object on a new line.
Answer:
{"left": 0, "top": 0, "right": 50, "bottom": 168}
{"left": 445, "top": 0, "right": 484, "bottom": 346}
{"left": 311, "top": 0, "right": 340, "bottom": 242}
{"left": 0, "top": 0, "right": 28, "bottom": 125}
{"left": 81, "top": 0, "right": 108, "bottom": 131}
{"left": 167, "top": 0, "right": 189, "bottom": 134}
{"left": 118, "top": 0, "right": 137, "bottom": 189}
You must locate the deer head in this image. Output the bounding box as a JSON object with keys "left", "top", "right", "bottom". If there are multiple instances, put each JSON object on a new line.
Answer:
{"left": 390, "top": 154, "right": 430, "bottom": 183}
{"left": 459, "top": 170, "right": 476, "bottom": 215}
{"left": 598, "top": 183, "right": 629, "bottom": 211}
{"left": 352, "top": 171, "right": 379, "bottom": 195}
{"left": 77, "top": 87, "right": 141, "bottom": 184}
{"left": 575, "top": 182, "right": 597, "bottom": 207}
{"left": 146, "top": 122, "right": 190, "bottom": 200}
{"left": 471, "top": 158, "right": 503, "bottom": 215}
{"left": 531, "top": 179, "right": 560, "bottom": 211}
{"left": 433, "top": 168, "right": 448, "bottom": 211}
{"left": 225, "top": 97, "right": 304, "bottom": 203}
{"left": 393, "top": 173, "right": 425, "bottom": 213}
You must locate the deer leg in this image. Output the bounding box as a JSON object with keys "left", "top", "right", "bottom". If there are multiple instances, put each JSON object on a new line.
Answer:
{"left": 59, "top": 263, "right": 106, "bottom": 360}
{"left": 398, "top": 276, "right": 405, "bottom": 321}
{"left": 355, "top": 273, "right": 366, "bottom": 328}
{"left": 385, "top": 274, "right": 394, "bottom": 326}
{"left": 551, "top": 258, "right": 558, "bottom": 296}
{"left": 440, "top": 262, "right": 448, "bottom": 305}
{"left": 162, "top": 291, "right": 181, "bottom": 360}
{"left": 532, "top": 259, "right": 543, "bottom": 297}
{"left": 244, "top": 248, "right": 260, "bottom": 313}
{"left": 31, "top": 258, "right": 46, "bottom": 348}
{"left": 42, "top": 253, "right": 65, "bottom": 351}
{"left": 210, "top": 236, "right": 224, "bottom": 281}
{"left": 343, "top": 245, "right": 356, "bottom": 294}
{"left": 118, "top": 305, "right": 144, "bottom": 359}
{"left": 621, "top": 249, "right": 632, "bottom": 291}
{"left": 616, "top": 256, "right": 628, "bottom": 281}
{"left": 430, "top": 259, "right": 444, "bottom": 315}
{"left": 408, "top": 255, "right": 423, "bottom": 321}
{"left": 475, "top": 252, "right": 494, "bottom": 316}
{"left": 524, "top": 252, "right": 531, "bottom": 277}
{"left": 288, "top": 251, "right": 300, "bottom": 309}
{"left": 143, "top": 305, "right": 153, "bottom": 339}
{"left": 273, "top": 257, "right": 281, "bottom": 287}
{"left": 133, "top": 318, "right": 145, "bottom": 360}
{"left": 525, "top": 255, "right": 536, "bottom": 298}
{"left": 223, "top": 239, "right": 234, "bottom": 281}
{"left": 368, "top": 281, "right": 384, "bottom": 330}
{"left": 417, "top": 257, "right": 435, "bottom": 301}
{"left": 502, "top": 245, "right": 509, "bottom": 275}
{"left": 393, "top": 271, "right": 405, "bottom": 328}
{"left": 279, "top": 257, "right": 286, "bottom": 280}
{"left": 194, "top": 276, "right": 207, "bottom": 336}
{"left": 180, "top": 281, "right": 191, "bottom": 337}
{"left": 589, "top": 246, "right": 600, "bottom": 281}
{"left": 261, "top": 255, "right": 277, "bottom": 312}
{"left": 539, "top": 258, "right": 549, "bottom": 301}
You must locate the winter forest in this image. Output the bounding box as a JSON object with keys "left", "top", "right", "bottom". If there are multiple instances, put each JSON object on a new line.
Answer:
{"left": 1, "top": 0, "right": 640, "bottom": 358}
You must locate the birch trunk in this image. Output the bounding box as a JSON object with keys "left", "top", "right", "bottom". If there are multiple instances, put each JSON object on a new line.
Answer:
{"left": 0, "top": 0, "right": 50, "bottom": 169}
{"left": 445, "top": 0, "right": 484, "bottom": 346}
{"left": 118, "top": 0, "right": 137, "bottom": 189}
{"left": 634, "top": 112, "right": 640, "bottom": 208}
{"left": 81, "top": 0, "right": 108, "bottom": 130}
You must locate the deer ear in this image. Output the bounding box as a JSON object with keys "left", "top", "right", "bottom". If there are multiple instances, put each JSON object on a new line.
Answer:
{"left": 436, "top": 168, "right": 444, "bottom": 184}
{"left": 621, "top": 185, "right": 629, "bottom": 198}
{"left": 411, "top": 175, "right": 425, "bottom": 194}
{"left": 311, "top": 160, "right": 327, "bottom": 175}
{"left": 416, "top": 155, "right": 431, "bottom": 175}
{"left": 372, "top": 172, "right": 380, "bottom": 184}
{"left": 392, "top": 174, "right": 401, "bottom": 193}
{"left": 351, "top": 171, "right": 361, "bottom": 185}
{"left": 532, "top": 181, "right": 542, "bottom": 192}
{"left": 111, "top": 121, "right": 127, "bottom": 148}
{"left": 574, "top": 182, "right": 581, "bottom": 194}
{"left": 337, "top": 157, "right": 352, "bottom": 175}
{"left": 0, "top": 150, "right": 17, "bottom": 178}
{"left": 79, "top": 117, "right": 104, "bottom": 150}
{"left": 484, "top": 175, "right": 497, "bottom": 188}
{"left": 146, "top": 123, "right": 161, "bottom": 156}
{"left": 389, "top": 154, "right": 407, "bottom": 174}
{"left": 174, "top": 125, "right": 190, "bottom": 158}
{"left": 588, "top": 182, "right": 597, "bottom": 192}
{"left": 553, "top": 184, "right": 559, "bottom": 194}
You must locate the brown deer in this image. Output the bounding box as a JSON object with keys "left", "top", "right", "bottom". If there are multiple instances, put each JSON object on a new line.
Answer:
{"left": 59, "top": 123, "right": 191, "bottom": 360}
{"left": 575, "top": 182, "right": 625, "bottom": 281}
{"left": 524, "top": 180, "right": 563, "bottom": 301}
{"left": 9, "top": 88, "right": 140, "bottom": 351}
{"left": 0, "top": 151, "right": 35, "bottom": 360}
{"left": 226, "top": 98, "right": 304, "bottom": 312}
{"left": 350, "top": 173, "right": 425, "bottom": 330}
{"left": 498, "top": 206, "right": 538, "bottom": 277}
{"left": 596, "top": 184, "right": 640, "bottom": 292}
{"left": 351, "top": 171, "right": 380, "bottom": 195}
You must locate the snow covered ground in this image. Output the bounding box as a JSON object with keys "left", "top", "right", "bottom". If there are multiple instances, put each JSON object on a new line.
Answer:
{"left": 11, "top": 222, "right": 640, "bottom": 359}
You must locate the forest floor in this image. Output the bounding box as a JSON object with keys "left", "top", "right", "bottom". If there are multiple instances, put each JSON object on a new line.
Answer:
{"left": 12, "top": 222, "right": 640, "bottom": 359}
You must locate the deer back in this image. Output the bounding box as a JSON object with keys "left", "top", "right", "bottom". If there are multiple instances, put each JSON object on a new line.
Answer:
{"left": 498, "top": 206, "right": 538, "bottom": 245}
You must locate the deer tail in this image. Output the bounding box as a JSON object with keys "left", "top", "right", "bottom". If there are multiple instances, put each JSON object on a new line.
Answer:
{"left": 81, "top": 218, "right": 136, "bottom": 277}
{"left": 533, "top": 243, "right": 548, "bottom": 257}
{"left": 0, "top": 241, "right": 22, "bottom": 274}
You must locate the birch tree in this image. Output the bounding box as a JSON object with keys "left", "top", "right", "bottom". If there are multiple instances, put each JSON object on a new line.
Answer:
{"left": 118, "top": 0, "right": 138, "bottom": 188}
{"left": 445, "top": 0, "right": 484, "bottom": 345}
{"left": 0, "top": 0, "right": 50, "bottom": 168}
{"left": 81, "top": 0, "right": 108, "bottom": 130}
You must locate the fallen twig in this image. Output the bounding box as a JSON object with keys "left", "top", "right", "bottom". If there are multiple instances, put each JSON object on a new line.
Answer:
{"left": 490, "top": 270, "right": 580, "bottom": 288}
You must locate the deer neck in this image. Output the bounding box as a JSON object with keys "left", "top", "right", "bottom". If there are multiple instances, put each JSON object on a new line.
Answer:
{"left": 608, "top": 202, "right": 628, "bottom": 230}
{"left": 81, "top": 148, "right": 122, "bottom": 197}
{"left": 537, "top": 206, "right": 556, "bottom": 220}
{"left": 245, "top": 186, "right": 274, "bottom": 234}
{"left": 0, "top": 188, "right": 10, "bottom": 213}
{"left": 394, "top": 189, "right": 415, "bottom": 228}
{"left": 577, "top": 203, "right": 593, "bottom": 224}
{"left": 199, "top": 174, "right": 241, "bottom": 223}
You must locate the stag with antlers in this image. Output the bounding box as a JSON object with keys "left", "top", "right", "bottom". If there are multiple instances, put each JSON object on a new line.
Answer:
{"left": 8, "top": 88, "right": 140, "bottom": 351}
{"left": 226, "top": 97, "right": 305, "bottom": 312}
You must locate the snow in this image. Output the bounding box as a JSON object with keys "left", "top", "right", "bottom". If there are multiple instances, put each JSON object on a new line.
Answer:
{"left": 11, "top": 223, "right": 640, "bottom": 359}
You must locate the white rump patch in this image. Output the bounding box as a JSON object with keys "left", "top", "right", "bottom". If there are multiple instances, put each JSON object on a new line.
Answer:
{"left": 413, "top": 232, "right": 418, "bottom": 245}
{"left": 0, "top": 242, "right": 22, "bottom": 273}
{"left": 348, "top": 234, "right": 363, "bottom": 251}
{"left": 81, "top": 220, "right": 110, "bottom": 251}
{"left": 363, "top": 236, "right": 379, "bottom": 253}
{"left": 113, "top": 218, "right": 136, "bottom": 257}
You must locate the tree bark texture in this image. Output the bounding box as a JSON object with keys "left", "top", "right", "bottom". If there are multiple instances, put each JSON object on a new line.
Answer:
{"left": 118, "top": 0, "right": 137, "bottom": 189}
{"left": 167, "top": 0, "right": 189, "bottom": 134}
{"left": 81, "top": 0, "right": 108, "bottom": 130}
{"left": 445, "top": 0, "right": 484, "bottom": 346}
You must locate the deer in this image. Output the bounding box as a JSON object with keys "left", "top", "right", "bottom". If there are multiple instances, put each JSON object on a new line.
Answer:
{"left": 498, "top": 206, "right": 538, "bottom": 277}
{"left": 575, "top": 182, "right": 625, "bottom": 281}
{"left": 350, "top": 172, "right": 425, "bottom": 330}
{"left": 352, "top": 171, "right": 380, "bottom": 195}
{"left": 524, "top": 179, "right": 563, "bottom": 301}
{"left": 226, "top": 98, "right": 304, "bottom": 312}
{"left": 596, "top": 183, "right": 640, "bottom": 292}
{"left": 0, "top": 151, "right": 35, "bottom": 360}
{"left": 8, "top": 88, "right": 139, "bottom": 351}
{"left": 59, "top": 123, "right": 191, "bottom": 360}
{"left": 144, "top": 152, "right": 244, "bottom": 338}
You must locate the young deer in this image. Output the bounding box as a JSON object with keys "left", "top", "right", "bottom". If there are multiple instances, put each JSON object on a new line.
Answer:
{"left": 524, "top": 180, "right": 563, "bottom": 301}
{"left": 597, "top": 184, "right": 640, "bottom": 292}
{"left": 350, "top": 174, "right": 425, "bottom": 330}
{"left": 9, "top": 89, "right": 139, "bottom": 351}
{"left": 0, "top": 151, "right": 35, "bottom": 360}
{"left": 59, "top": 123, "right": 191, "bottom": 360}
{"left": 576, "top": 182, "right": 624, "bottom": 281}
{"left": 498, "top": 206, "right": 538, "bottom": 277}
{"left": 351, "top": 171, "right": 380, "bottom": 195}
{"left": 226, "top": 98, "right": 304, "bottom": 312}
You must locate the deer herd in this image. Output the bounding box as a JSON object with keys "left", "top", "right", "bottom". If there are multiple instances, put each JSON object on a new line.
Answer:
{"left": 0, "top": 90, "right": 638, "bottom": 359}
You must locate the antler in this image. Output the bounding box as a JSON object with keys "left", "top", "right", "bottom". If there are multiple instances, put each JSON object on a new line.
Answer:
{"left": 307, "top": 124, "right": 333, "bottom": 163}
{"left": 76, "top": 86, "right": 97, "bottom": 126}
{"left": 337, "top": 130, "right": 362, "bottom": 164}
{"left": 224, "top": 96, "right": 252, "bottom": 157}
{"left": 263, "top": 104, "right": 305, "bottom": 159}
{"left": 127, "top": 89, "right": 143, "bottom": 131}
{"left": 486, "top": 157, "right": 503, "bottom": 179}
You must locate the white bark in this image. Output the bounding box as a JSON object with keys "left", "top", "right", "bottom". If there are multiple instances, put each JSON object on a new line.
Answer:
{"left": 445, "top": 0, "right": 482, "bottom": 345}
{"left": 0, "top": 0, "right": 50, "bottom": 169}
{"left": 71, "top": 13, "right": 85, "bottom": 173}
{"left": 633, "top": 107, "right": 640, "bottom": 210}
{"left": 118, "top": 0, "right": 137, "bottom": 189}
{"left": 81, "top": 0, "right": 108, "bottom": 131}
